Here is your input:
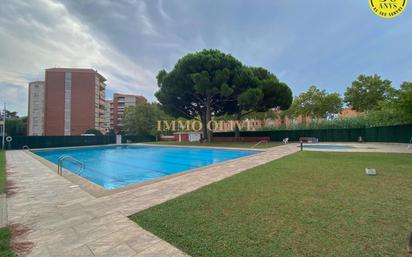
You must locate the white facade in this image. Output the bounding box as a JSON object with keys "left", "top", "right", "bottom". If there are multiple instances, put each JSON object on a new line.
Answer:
{"left": 188, "top": 132, "right": 202, "bottom": 142}
{"left": 63, "top": 72, "right": 71, "bottom": 135}
{"left": 28, "top": 81, "right": 45, "bottom": 136}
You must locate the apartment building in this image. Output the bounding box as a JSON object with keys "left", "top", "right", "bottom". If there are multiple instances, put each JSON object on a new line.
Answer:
{"left": 44, "top": 68, "right": 106, "bottom": 135}
{"left": 110, "top": 93, "right": 146, "bottom": 132}
{"left": 28, "top": 81, "right": 45, "bottom": 135}
{"left": 104, "top": 100, "right": 112, "bottom": 132}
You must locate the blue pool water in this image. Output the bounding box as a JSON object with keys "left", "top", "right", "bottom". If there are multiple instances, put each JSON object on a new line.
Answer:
{"left": 34, "top": 145, "right": 256, "bottom": 190}
{"left": 302, "top": 145, "right": 353, "bottom": 150}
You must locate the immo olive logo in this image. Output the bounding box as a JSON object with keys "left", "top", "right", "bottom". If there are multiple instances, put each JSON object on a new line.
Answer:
{"left": 369, "top": 0, "right": 408, "bottom": 18}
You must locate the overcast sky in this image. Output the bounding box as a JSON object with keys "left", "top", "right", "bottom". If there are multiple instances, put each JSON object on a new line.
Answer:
{"left": 1, "top": 0, "right": 412, "bottom": 115}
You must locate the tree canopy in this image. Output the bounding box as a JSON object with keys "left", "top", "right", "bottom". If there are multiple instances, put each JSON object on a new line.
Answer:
{"left": 84, "top": 128, "right": 103, "bottom": 135}
{"left": 377, "top": 81, "right": 412, "bottom": 123}
{"left": 3, "top": 110, "right": 18, "bottom": 119}
{"left": 396, "top": 82, "right": 412, "bottom": 122}
{"left": 123, "top": 103, "right": 169, "bottom": 136}
{"left": 344, "top": 74, "right": 396, "bottom": 112}
{"left": 232, "top": 66, "right": 292, "bottom": 115}
{"left": 1, "top": 110, "right": 27, "bottom": 136}
{"left": 5, "top": 117, "right": 27, "bottom": 136}
{"left": 289, "top": 85, "right": 342, "bottom": 120}
{"left": 156, "top": 49, "right": 243, "bottom": 141}
{"left": 155, "top": 49, "right": 292, "bottom": 141}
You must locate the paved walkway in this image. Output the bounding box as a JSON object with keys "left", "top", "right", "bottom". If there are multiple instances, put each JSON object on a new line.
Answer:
{"left": 0, "top": 194, "right": 6, "bottom": 227}
{"left": 6, "top": 144, "right": 299, "bottom": 257}
{"left": 303, "top": 142, "right": 412, "bottom": 153}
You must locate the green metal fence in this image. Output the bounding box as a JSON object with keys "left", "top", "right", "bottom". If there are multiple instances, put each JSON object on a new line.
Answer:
{"left": 1, "top": 134, "right": 156, "bottom": 150}
{"left": 1, "top": 136, "right": 115, "bottom": 150}
{"left": 213, "top": 124, "right": 412, "bottom": 143}
{"left": 1, "top": 124, "right": 410, "bottom": 149}
{"left": 122, "top": 135, "right": 156, "bottom": 143}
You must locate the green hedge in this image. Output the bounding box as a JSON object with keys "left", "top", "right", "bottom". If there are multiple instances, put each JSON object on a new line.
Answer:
{"left": 214, "top": 124, "right": 412, "bottom": 143}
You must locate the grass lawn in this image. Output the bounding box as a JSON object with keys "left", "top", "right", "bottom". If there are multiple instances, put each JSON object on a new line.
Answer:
{"left": 0, "top": 227, "right": 14, "bottom": 257}
{"left": 0, "top": 151, "right": 13, "bottom": 257}
{"left": 0, "top": 151, "right": 5, "bottom": 193}
{"left": 146, "top": 141, "right": 282, "bottom": 149}
{"left": 132, "top": 152, "right": 412, "bottom": 257}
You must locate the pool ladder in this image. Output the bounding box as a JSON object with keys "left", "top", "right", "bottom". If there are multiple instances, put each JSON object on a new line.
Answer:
{"left": 57, "top": 155, "right": 85, "bottom": 176}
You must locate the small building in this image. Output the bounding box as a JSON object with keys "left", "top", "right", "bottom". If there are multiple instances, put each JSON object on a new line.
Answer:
{"left": 173, "top": 132, "right": 203, "bottom": 142}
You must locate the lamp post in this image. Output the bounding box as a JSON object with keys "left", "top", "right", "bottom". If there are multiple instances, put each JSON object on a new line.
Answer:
{"left": 1, "top": 103, "right": 5, "bottom": 150}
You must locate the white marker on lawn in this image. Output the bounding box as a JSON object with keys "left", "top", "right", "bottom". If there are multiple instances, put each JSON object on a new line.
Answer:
{"left": 365, "top": 168, "right": 377, "bottom": 176}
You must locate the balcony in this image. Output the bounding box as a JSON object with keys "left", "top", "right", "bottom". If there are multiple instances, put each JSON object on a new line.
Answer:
{"left": 98, "top": 82, "right": 106, "bottom": 90}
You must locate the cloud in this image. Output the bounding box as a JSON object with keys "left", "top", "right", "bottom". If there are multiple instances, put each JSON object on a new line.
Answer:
{"left": 0, "top": 83, "right": 27, "bottom": 116}
{"left": 0, "top": 0, "right": 158, "bottom": 115}
{"left": 136, "top": 1, "right": 158, "bottom": 36}
{"left": 1, "top": 0, "right": 412, "bottom": 115}
{"left": 157, "top": 0, "right": 172, "bottom": 21}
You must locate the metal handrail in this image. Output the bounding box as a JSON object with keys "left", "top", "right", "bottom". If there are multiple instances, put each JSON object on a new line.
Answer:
{"left": 57, "top": 155, "right": 85, "bottom": 176}
{"left": 251, "top": 140, "right": 268, "bottom": 148}
{"left": 22, "top": 145, "right": 31, "bottom": 151}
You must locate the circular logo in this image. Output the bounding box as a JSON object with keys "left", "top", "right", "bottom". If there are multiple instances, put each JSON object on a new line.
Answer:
{"left": 5, "top": 136, "right": 12, "bottom": 142}
{"left": 369, "top": 0, "right": 408, "bottom": 18}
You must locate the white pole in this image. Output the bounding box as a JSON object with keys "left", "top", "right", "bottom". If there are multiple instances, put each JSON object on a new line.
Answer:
{"left": 1, "top": 103, "right": 5, "bottom": 150}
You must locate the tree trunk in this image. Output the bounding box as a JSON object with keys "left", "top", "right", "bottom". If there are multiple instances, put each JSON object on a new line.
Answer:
{"left": 201, "top": 113, "right": 207, "bottom": 142}
{"left": 234, "top": 112, "right": 241, "bottom": 140}
{"left": 206, "top": 95, "right": 213, "bottom": 143}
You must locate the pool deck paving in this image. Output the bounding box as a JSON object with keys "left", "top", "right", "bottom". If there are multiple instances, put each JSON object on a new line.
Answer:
{"left": 302, "top": 142, "right": 412, "bottom": 153}
{"left": 6, "top": 144, "right": 300, "bottom": 257}
{"left": 0, "top": 194, "right": 6, "bottom": 227}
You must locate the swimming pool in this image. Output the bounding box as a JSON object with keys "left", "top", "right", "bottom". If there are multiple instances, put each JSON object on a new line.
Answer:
{"left": 302, "top": 145, "right": 353, "bottom": 150}
{"left": 34, "top": 145, "right": 256, "bottom": 190}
